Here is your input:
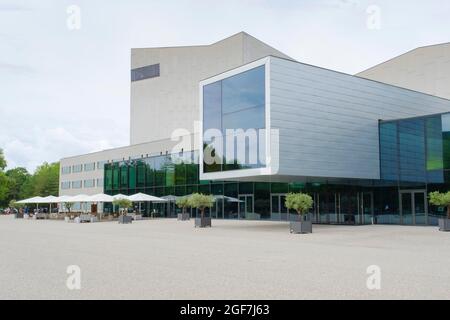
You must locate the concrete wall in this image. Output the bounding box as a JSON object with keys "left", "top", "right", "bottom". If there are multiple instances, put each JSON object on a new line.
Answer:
{"left": 357, "top": 43, "right": 450, "bottom": 100}
{"left": 130, "top": 32, "right": 291, "bottom": 145}
{"left": 270, "top": 56, "right": 450, "bottom": 180}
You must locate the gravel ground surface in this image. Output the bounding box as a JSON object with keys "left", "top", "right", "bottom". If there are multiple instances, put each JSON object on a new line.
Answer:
{"left": 0, "top": 215, "right": 449, "bottom": 300}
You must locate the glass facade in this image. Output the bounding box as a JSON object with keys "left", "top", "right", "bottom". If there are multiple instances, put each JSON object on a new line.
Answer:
{"left": 99, "top": 112, "right": 450, "bottom": 226}
{"left": 378, "top": 113, "right": 450, "bottom": 225}
{"left": 203, "top": 65, "right": 266, "bottom": 173}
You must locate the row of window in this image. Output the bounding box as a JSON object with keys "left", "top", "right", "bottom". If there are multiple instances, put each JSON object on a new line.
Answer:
{"left": 61, "top": 179, "right": 104, "bottom": 190}
{"left": 61, "top": 161, "right": 108, "bottom": 175}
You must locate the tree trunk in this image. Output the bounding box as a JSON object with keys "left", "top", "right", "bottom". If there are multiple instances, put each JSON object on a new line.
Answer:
{"left": 447, "top": 205, "right": 450, "bottom": 219}
{"left": 200, "top": 208, "right": 204, "bottom": 219}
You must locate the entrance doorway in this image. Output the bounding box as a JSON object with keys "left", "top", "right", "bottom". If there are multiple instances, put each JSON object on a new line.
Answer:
{"left": 400, "top": 190, "right": 427, "bottom": 225}
{"left": 238, "top": 194, "right": 254, "bottom": 220}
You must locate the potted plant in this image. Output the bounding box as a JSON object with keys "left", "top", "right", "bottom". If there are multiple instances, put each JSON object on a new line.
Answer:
{"left": 63, "top": 202, "right": 74, "bottom": 222}
{"left": 9, "top": 200, "right": 24, "bottom": 219}
{"left": 176, "top": 196, "right": 191, "bottom": 221}
{"left": 285, "top": 193, "right": 314, "bottom": 234}
{"left": 113, "top": 198, "right": 133, "bottom": 224}
{"left": 189, "top": 193, "right": 214, "bottom": 228}
{"left": 429, "top": 191, "right": 450, "bottom": 232}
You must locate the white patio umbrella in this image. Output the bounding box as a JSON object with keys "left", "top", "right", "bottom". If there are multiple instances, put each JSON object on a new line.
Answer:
{"left": 112, "top": 194, "right": 129, "bottom": 200}
{"left": 68, "top": 194, "right": 91, "bottom": 213}
{"left": 128, "top": 193, "right": 167, "bottom": 215}
{"left": 111, "top": 194, "right": 129, "bottom": 213}
{"left": 16, "top": 196, "right": 44, "bottom": 204}
{"left": 38, "top": 195, "right": 59, "bottom": 214}
{"left": 88, "top": 193, "right": 114, "bottom": 202}
{"left": 87, "top": 193, "right": 114, "bottom": 218}
{"left": 161, "top": 195, "right": 178, "bottom": 201}
{"left": 128, "top": 193, "right": 167, "bottom": 202}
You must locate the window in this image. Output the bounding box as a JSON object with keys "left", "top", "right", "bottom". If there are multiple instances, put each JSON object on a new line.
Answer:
{"left": 203, "top": 65, "right": 266, "bottom": 173}
{"left": 96, "top": 178, "right": 104, "bottom": 188}
{"left": 84, "top": 179, "right": 95, "bottom": 188}
{"left": 61, "top": 166, "right": 71, "bottom": 175}
{"left": 72, "top": 164, "right": 83, "bottom": 173}
{"left": 131, "top": 64, "right": 160, "bottom": 81}
{"left": 97, "top": 161, "right": 107, "bottom": 170}
{"left": 61, "top": 181, "right": 71, "bottom": 190}
{"left": 84, "top": 162, "right": 95, "bottom": 171}
{"left": 72, "top": 180, "right": 82, "bottom": 189}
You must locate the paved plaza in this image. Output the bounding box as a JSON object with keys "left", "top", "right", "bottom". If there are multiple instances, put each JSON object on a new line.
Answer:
{"left": 0, "top": 215, "right": 449, "bottom": 299}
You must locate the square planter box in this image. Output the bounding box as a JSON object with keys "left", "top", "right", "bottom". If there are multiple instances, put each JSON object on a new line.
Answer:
{"left": 195, "top": 217, "right": 211, "bottom": 228}
{"left": 290, "top": 220, "right": 312, "bottom": 234}
{"left": 438, "top": 218, "right": 450, "bottom": 232}
{"left": 178, "top": 213, "right": 190, "bottom": 221}
{"left": 118, "top": 215, "right": 133, "bottom": 224}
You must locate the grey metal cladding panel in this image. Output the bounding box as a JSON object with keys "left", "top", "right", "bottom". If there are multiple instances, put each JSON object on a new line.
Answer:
{"left": 269, "top": 57, "right": 450, "bottom": 180}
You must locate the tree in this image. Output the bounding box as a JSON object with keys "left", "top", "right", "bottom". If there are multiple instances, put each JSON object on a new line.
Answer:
{"left": 9, "top": 199, "right": 24, "bottom": 209}
{"left": 188, "top": 193, "right": 214, "bottom": 219}
{"left": 429, "top": 191, "right": 450, "bottom": 219}
{"left": 285, "top": 193, "right": 313, "bottom": 217}
{"left": 0, "top": 149, "right": 7, "bottom": 206}
{"left": 64, "top": 202, "right": 74, "bottom": 213}
{"left": 0, "top": 172, "right": 8, "bottom": 206}
{"left": 6, "top": 167, "right": 31, "bottom": 201}
{"left": 176, "top": 196, "right": 191, "bottom": 215}
{"left": 31, "top": 162, "right": 60, "bottom": 197}
{"left": 0, "top": 148, "right": 6, "bottom": 171}
{"left": 113, "top": 198, "right": 132, "bottom": 215}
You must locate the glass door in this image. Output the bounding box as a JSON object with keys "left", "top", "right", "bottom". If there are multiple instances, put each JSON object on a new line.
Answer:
{"left": 400, "top": 190, "right": 427, "bottom": 225}
{"left": 414, "top": 192, "right": 427, "bottom": 225}
{"left": 360, "top": 192, "right": 374, "bottom": 225}
{"left": 238, "top": 195, "right": 254, "bottom": 220}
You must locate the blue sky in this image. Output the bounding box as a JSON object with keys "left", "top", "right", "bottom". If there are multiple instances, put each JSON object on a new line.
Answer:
{"left": 1, "top": 0, "right": 449, "bottom": 172}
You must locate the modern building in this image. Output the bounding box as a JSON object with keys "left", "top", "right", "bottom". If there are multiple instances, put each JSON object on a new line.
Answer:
{"left": 358, "top": 42, "right": 450, "bottom": 100}
{"left": 59, "top": 33, "right": 450, "bottom": 225}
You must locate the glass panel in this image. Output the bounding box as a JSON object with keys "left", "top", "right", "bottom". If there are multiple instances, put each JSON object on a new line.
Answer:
{"left": 271, "top": 195, "right": 280, "bottom": 220}
{"left": 379, "top": 122, "right": 399, "bottom": 181}
{"left": 399, "top": 119, "right": 426, "bottom": 183}
{"left": 280, "top": 195, "right": 288, "bottom": 221}
{"left": 414, "top": 192, "right": 426, "bottom": 225}
{"left": 254, "top": 183, "right": 269, "bottom": 220}
{"left": 362, "top": 193, "right": 373, "bottom": 224}
{"left": 238, "top": 196, "right": 246, "bottom": 220}
{"left": 339, "top": 193, "right": 357, "bottom": 224}
{"left": 401, "top": 193, "right": 413, "bottom": 225}
{"left": 120, "top": 164, "right": 128, "bottom": 189}
{"left": 202, "top": 65, "right": 266, "bottom": 173}
{"left": 136, "top": 162, "right": 146, "bottom": 188}
{"left": 112, "top": 163, "right": 119, "bottom": 190}
{"left": 203, "top": 81, "right": 222, "bottom": 133}
{"left": 222, "top": 66, "right": 265, "bottom": 116}
{"left": 129, "top": 165, "right": 136, "bottom": 189}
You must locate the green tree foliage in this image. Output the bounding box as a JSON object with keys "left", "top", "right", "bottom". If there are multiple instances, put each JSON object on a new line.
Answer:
{"left": 176, "top": 196, "right": 191, "bottom": 214}
{"left": 64, "top": 202, "right": 74, "bottom": 213}
{"left": 6, "top": 167, "right": 31, "bottom": 201}
{"left": 188, "top": 193, "right": 214, "bottom": 219}
{"left": 429, "top": 191, "right": 450, "bottom": 218}
{"left": 0, "top": 149, "right": 8, "bottom": 205}
{"left": 113, "top": 198, "right": 132, "bottom": 215}
{"left": 0, "top": 149, "right": 60, "bottom": 207}
{"left": 0, "top": 149, "right": 6, "bottom": 171}
{"left": 285, "top": 193, "right": 313, "bottom": 215}
{"left": 32, "top": 162, "right": 60, "bottom": 196}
